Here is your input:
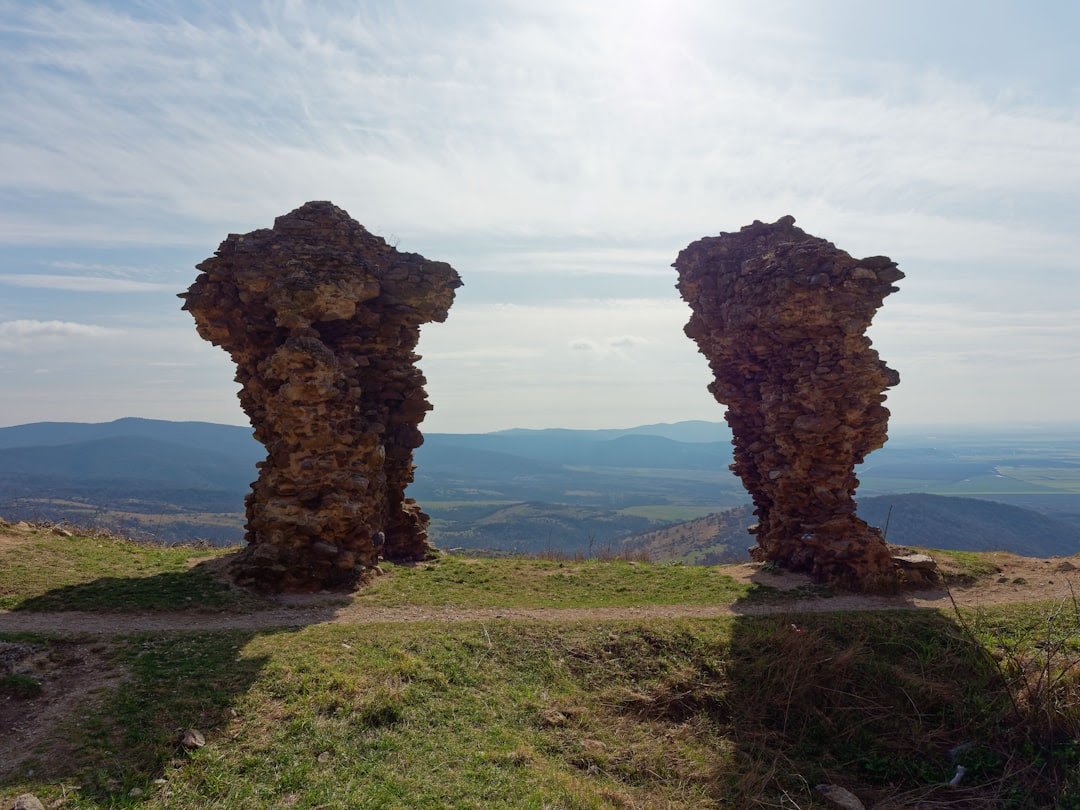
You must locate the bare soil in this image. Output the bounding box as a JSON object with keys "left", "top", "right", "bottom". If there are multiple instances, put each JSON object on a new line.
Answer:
{"left": 1, "top": 641, "right": 124, "bottom": 783}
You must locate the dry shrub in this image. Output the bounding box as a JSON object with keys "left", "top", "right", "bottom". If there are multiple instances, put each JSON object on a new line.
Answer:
{"left": 612, "top": 664, "right": 729, "bottom": 723}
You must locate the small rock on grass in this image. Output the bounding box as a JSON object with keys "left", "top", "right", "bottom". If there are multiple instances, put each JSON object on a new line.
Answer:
{"left": 181, "top": 728, "right": 205, "bottom": 749}
{"left": 538, "top": 708, "right": 567, "bottom": 727}
{"left": 11, "top": 795, "right": 46, "bottom": 810}
{"left": 815, "top": 783, "right": 865, "bottom": 810}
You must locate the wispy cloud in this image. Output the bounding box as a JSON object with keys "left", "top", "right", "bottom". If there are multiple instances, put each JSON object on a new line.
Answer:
{"left": 570, "top": 334, "right": 653, "bottom": 355}
{"left": 0, "top": 274, "right": 177, "bottom": 292}
{"left": 0, "top": 319, "right": 121, "bottom": 352}
{"left": 0, "top": 1, "right": 1076, "bottom": 428}
{"left": 418, "top": 298, "right": 714, "bottom": 431}
{"left": 2, "top": 0, "right": 1077, "bottom": 253}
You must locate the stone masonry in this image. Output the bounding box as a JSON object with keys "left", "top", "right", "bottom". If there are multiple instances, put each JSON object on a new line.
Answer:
{"left": 674, "top": 216, "right": 903, "bottom": 588}
{"left": 181, "top": 202, "right": 461, "bottom": 592}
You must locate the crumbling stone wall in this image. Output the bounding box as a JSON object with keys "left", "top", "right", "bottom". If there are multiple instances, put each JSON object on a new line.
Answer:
{"left": 674, "top": 216, "right": 903, "bottom": 588}
{"left": 181, "top": 202, "right": 461, "bottom": 592}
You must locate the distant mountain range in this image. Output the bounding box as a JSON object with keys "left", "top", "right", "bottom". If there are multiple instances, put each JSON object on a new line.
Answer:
{"left": 0, "top": 417, "right": 262, "bottom": 457}
{"left": 1, "top": 417, "right": 1078, "bottom": 558}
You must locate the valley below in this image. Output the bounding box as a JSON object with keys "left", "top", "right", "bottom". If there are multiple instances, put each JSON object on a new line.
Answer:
{"left": 2, "top": 418, "right": 1079, "bottom": 561}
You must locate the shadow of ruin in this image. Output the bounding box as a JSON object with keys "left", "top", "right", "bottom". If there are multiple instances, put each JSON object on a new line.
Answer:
{"left": 675, "top": 216, "right": 912, "bottom": 590}
{"left": 181, "top": 202, "right": 461, "bottom": 592}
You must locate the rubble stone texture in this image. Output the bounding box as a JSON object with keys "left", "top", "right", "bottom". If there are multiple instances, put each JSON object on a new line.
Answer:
{"left": 674, "top": 216, "right": 904, "bottom": 587}
{"left": 181, "top": 202, "right": 461, "bottom": 592}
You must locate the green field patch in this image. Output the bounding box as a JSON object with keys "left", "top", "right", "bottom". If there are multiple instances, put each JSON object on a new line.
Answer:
{"left": 860, "top": 474, "right": 1064, "bottom": 496}
{"left": 932, "top": 474, "right": 1065, "bottom": 495}
{"left": 994, "top": 466, "right": 1080, "bottom": 493}
{"left": 360, "top": 554, "right": 747, "bottom": 609}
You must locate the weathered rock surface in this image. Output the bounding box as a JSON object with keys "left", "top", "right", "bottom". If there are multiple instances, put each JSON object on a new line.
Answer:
{"left": 893, "top": 553, "right": 941, "bottom": 586}
{"left": 181, "top": 202, "right": 461, "bottom": 592}
{"left": 674, "top": 216, "right": 903, "bottom": 588}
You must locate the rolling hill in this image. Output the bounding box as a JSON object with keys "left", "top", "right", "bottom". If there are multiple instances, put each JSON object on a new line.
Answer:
{"left": 0, "top": 436, "right": 256, "bottom": 489}
{"left": 0, "top": 417, "right": 261, "bottom": 458}
{"left": 1, "top": 417, "right": 1079, "bottom": 557}
{"left": 619, "top": 493, "right": 1080, "bottom": 562}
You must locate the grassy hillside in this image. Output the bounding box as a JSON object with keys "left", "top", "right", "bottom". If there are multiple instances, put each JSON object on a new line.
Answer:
{"left": 3, "top": 525, "right": 1080, "bottom": 808}
{"left": 0, "top": 420, "right": 260, "bottom": 545}
{"left": 620, "top": 505, "right": 757, "bottom": 564}
{"left": 0, "top": 419, "right": 752, "bottom": 546}
{"left": 859, "top": 493, "right": 1080, "bottom": 556}
{"left": 0, "top": 418, "right": 259, "bottom": 455}
{"left": 428, "top": 501, "right": 658, "bottom": 555}
{"left": 622, "top": 494, "right": 1080, "bottom": 564}
{"left": 0, "top": 437, "right": 255, "bottom": 489}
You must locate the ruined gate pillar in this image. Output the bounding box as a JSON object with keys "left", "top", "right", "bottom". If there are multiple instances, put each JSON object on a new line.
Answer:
{"left": 181, "top": 202, "right": 461, "bottom": 592}
{"left": 674, "top": 216, "right": 903, "bottom": 588}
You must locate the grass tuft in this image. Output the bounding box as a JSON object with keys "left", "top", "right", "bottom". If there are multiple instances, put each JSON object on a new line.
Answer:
{"left": 0, "top": 672, "right": 43, "bottom": 699}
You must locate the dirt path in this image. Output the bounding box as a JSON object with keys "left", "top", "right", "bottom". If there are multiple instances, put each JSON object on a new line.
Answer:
{"left": 3, "top": 554, "right": 1078, "bottom": 636}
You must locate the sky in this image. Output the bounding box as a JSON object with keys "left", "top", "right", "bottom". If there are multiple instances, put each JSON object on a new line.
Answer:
{"left": 1, "top": 0, "right": 1078, "bottom": 434}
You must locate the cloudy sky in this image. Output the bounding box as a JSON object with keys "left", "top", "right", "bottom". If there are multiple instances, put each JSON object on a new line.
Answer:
{"left": 1, "top": 0, "right": 1077, "bottom": 433}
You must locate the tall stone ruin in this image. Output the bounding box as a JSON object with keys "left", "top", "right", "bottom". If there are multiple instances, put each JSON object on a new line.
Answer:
{"left": 181, "top": 202, "right": 461, "bottom": 592}
{"left": 674, "top": 216, "right": 903, "bottom": 588}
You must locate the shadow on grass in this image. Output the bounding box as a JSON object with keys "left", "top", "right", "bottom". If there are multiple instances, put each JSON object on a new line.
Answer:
{"left": 722, "top": 609, "right": 1073, "bottom": 808}
{"left": 0, "top": 566, "right": 334, "bottom": 805}
{"left": 560, "top": 608, "right": 1078, "bottom": 807}
{"left": 10, "top": 557, "right": 266, "bottom": 613}
{"left": 0, "top": 626, "right": 286, "bottom": 804}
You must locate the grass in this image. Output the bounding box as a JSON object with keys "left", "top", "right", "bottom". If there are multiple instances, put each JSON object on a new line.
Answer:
{"left": 0, "top": 672, "right": 43, "bottom": 699}
{"left": 0, "top": 529, "right": 1009, "bottom": 615}
{"left": 0, "top": 529, "right": 260, "bottom": 612}
{"left": 358, "top": 555, "right": 749, "bottom": 609}
{"left": 5, "top": 528, "right": 1080, "bottom": 807}
{"left": 0, "top": 528, "right": 752, "bottom": 612}
{"left": 926, "top": 547, "right": 1003, "bottom": 583}
{"left": 5, "top": 611, "right": 1080, "bottom": 808}
{"left": 1, "top": 529, "right": 1009, "bottom": 616}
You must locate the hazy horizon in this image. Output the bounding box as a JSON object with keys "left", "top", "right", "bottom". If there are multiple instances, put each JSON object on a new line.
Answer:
{"left": 2, "top": 413, "right": 1079, "bottom": 439}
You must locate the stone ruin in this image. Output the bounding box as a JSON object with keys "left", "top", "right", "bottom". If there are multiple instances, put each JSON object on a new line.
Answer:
{"left": 180, "top": 201, "right": 461, "bottom": 592}
{"left": 674, "top": 216, "right": 904, "bottom": 588}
